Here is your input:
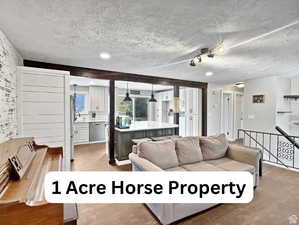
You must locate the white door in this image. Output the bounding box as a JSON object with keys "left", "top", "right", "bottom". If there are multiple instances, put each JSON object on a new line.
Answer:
{"left": 234, "top": 93, "right": 244, "bottom": 138}
{"left": 221, "top": 93, "right": 234, "bottom": 140}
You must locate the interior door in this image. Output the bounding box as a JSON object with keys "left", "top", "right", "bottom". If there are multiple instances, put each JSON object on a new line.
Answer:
{"left": 235, "top": 93, "right": 244, "bottom": 138}
{"left": 222, "top": 93, "right": 234, "bottom": 140}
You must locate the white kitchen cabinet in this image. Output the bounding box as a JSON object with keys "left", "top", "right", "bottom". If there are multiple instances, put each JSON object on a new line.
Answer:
{"left": 73, "top": 122, "right": 89, "bottom": 144}
{"left": 89, "top": 86, "right": 106, "bottom": 112}
{"left": 179, "top": 87, "right": 202, "bottom": 137}
{"left": 185, "top": 88, "right": 200, "bottom": 114}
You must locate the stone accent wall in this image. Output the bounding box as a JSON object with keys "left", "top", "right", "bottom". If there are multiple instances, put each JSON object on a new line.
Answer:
{"left": 0, "top": 30, "right": 23, "bottom": 143}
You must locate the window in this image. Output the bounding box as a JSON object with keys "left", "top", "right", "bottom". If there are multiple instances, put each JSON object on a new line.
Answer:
{"left": 134, "top": 97, "right": 148, "bottom": 121}
{"left": 117, "top": 97, "right": 133, "bottom": 117}
{"left": 117, "top": 96, "right": 148, "bottom": 122}
{"left": 75, "top": 93, "right": 88, "bottom": 114}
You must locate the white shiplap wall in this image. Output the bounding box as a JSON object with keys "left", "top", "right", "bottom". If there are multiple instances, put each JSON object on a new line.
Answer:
{"left": 17, "top": 66, "right": 71, "bottom": 169}
{"left": 0, "top": 30, "right": 23, "bottom": 143}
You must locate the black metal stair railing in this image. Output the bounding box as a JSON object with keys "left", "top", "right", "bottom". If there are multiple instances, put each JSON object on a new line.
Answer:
{"left": 275, "top": 126, "right": 299, "bottom": 149}
{"left": 238, "top": 128, "right": 299, "bottom": 170}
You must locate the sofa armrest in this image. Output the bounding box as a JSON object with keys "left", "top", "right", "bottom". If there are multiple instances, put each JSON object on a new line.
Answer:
{"left": 226, "top": 144, "right": 261, "bottom": 168}
{"left": 129, "top": 153, "right": 163, "bottom": 171}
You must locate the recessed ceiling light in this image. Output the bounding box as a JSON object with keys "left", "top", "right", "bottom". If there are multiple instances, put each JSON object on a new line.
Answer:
{"left": 89, "top": 80, "right": 95, "bottom": 85}
{"left": 205, "top": 71, "right": 214, "bottom": 76}
{"left": 99, "top": 52, "right": 111, "bottom": 60}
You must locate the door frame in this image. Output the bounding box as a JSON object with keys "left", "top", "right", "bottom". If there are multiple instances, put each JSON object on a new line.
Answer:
{"left": 233, "top": 92, "right": 244, "bottom": 139}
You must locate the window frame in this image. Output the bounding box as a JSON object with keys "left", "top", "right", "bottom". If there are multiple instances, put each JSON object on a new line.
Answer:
{"left": 75, "top": 91, "right": 89, "bottom": 114}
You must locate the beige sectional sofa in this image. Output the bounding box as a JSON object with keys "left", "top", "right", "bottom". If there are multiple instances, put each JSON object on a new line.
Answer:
{"left": 129, "top": 134, "right": 261, "bottom": 225}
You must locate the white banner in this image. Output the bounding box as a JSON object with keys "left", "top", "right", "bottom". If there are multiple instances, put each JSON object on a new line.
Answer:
{"left": 45, "top": 171, "right": 254, "bottom": 204}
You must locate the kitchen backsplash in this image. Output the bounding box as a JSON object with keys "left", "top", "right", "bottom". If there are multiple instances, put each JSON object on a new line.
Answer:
{"left": 75, "top": 113, "right": 108, "bottom": 122}
{"left": 0, "top": 30, "right": 23, "bottom": 143}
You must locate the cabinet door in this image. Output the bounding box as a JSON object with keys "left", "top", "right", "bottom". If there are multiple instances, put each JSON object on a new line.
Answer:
{"left": 185, "top": 88, "right": 200, "bottom": 115}
{"left": 192, "top": 89, "right": 199, "bottom": 115}
{"left": 186, "top": 88, "right": 193, "bottom": 114}
{"left": 73, "top": 123, "right": 89, "bottom": 144}
{"left": 89, "top": 87, "right": 105, "bottom": 112}
{"left": 96, "top": 87, "right": 105, "bottom": 111}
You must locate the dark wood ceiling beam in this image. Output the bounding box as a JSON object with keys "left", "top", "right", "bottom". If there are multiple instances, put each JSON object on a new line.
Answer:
{"left": 23, "top": 60, "right": 208, "bottom": 89}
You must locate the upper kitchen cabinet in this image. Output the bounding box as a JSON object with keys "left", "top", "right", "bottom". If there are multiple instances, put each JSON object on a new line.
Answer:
{"left": 185, "top": 88, "right": 202, "bottom": 115}
{"left": 89, "top": 86, "right": 107, "bottom": 112}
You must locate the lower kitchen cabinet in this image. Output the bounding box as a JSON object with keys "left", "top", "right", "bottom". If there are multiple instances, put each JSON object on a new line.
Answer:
{"left": 73, "top": 121, "right": 106, "bottom": 145}
{"left": 73, "top": 123, "right": 89, "bottom": 144}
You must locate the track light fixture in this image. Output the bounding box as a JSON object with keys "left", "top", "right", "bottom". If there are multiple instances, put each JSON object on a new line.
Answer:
{"left": 190, "top": 56, "right": 202, "bottom": 66}
{"left": 189, "top": 43, "right": 225, "bottom": 66}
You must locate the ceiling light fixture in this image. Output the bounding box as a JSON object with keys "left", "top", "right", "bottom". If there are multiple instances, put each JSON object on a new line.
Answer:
{"left": 190, "top": 56, "right": 202, "bottom": 66}
{"left": 123, "top": 82, "right": 132, "bottom": 102}
{"left": 149, "top": 84, "right": 157, "bottom": 103}
{"left": 99, "top": 52, "right": 111, "bottom": 60}
{"left": 234, "top": 82, "right": 245, "bottom": 88}
{"left": 205, "top": 71, "right": 214, "bottom": 76}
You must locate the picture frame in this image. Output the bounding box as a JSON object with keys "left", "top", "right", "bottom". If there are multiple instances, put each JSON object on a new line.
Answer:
{"left": 252, "top": 95, "right": 265, "bottom": 104}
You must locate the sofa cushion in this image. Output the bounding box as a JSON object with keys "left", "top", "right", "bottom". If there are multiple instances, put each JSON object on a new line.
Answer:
{"left": 206, "top": 157, "right": 255, "bottom": 173}
{"left": 165, "top": 166, "right": 187, "bottom": 171}
{"left": 200, "top": 134, "right": 229, "bottom": 160}
{"left": 175, "top": 136, "right": 203, "bottom": 165}
{"left": 182, "top": 161, "right": 225, "bottom": 171}
{"left": 137, "top": 140, "right": 179, "bottom": 170}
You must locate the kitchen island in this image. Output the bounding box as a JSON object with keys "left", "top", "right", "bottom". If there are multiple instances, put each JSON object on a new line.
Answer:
{"left": 114, "top": 121, "right": 178, "bottom": 161}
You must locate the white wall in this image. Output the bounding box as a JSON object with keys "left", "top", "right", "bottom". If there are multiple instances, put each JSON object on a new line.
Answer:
{"left": 242, "top": 76, "right": 295, "bottom": 134}
{"left": 207, "top": 83, "right": 244, "bottom": 136}
{"left": 0, "top": 29, "right": 23, "bottom": 143}
{"left": 243, "top": 77, "right": 278, "bottom": 133}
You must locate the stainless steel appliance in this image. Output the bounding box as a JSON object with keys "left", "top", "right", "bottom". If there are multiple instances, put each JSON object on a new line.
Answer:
{"left": 89, "top": 122, "right": 105, "bottom": 142}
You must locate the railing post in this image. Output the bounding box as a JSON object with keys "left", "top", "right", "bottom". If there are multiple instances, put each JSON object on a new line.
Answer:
{"left": 276, "top": 135, "right": 279, "bottom": 165}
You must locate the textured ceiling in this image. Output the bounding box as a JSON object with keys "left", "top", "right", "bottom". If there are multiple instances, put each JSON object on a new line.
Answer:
{"left": 0, "top": 0, "right": 299, "bottom": 83}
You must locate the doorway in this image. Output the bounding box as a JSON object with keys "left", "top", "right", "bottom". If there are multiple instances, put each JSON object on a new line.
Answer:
{"left": 221, "top": 92, "right": 234, "bottom": 140}
{"left": 220, "top": 91, "right": 244, "bottom": 140}
{"left": 234, "top": 93, "right": 244, "bottom": 138}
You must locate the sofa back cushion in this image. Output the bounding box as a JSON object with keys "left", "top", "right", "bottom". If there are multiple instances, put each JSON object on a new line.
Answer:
{"left": 200, "top": 134, "right": 229, "bottom": 160}
{"left": 137, "top": 140, "right": 178, "bottom": 169}
{"left": 174, "top": 137, "right": 203, "bottom": 165}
